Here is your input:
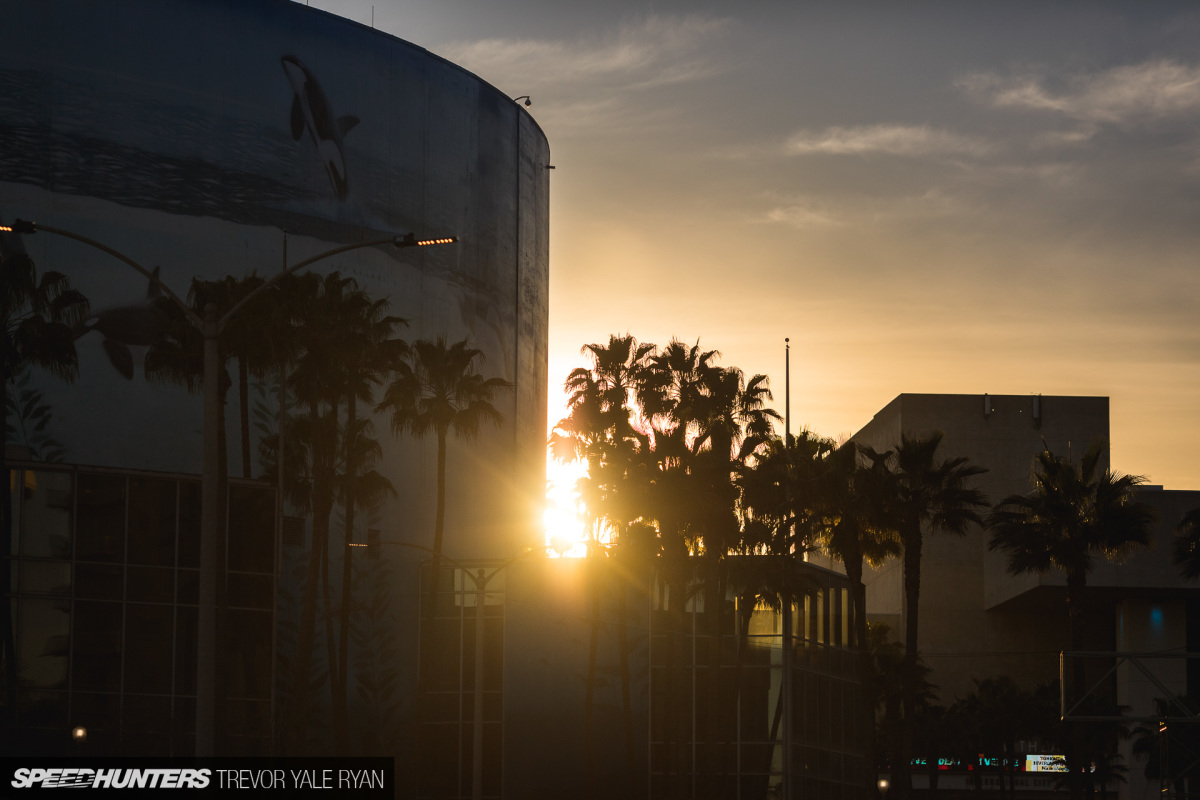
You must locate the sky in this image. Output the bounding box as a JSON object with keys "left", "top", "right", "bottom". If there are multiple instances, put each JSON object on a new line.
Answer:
{"left": 307, "top": 1, "right": 1200, "bottom": 494}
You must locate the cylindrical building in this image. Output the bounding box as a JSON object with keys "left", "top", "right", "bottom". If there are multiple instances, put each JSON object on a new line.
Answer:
{"left": 1, "top": 0, "right": 549, "bottom": 767}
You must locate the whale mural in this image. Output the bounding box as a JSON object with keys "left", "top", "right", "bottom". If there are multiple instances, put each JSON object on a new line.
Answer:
{"left": 282, "top": 55, "right": 359, "bottom": 201}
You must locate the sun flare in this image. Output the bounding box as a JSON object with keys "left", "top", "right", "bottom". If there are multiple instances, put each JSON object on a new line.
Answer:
{"left": 543, "top": 455, "right": 589, "bottom": 557}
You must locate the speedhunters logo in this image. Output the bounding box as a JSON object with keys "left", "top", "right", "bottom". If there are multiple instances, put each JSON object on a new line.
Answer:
{"left": 2, "top": 759, "right": 392, "bottom": 796}
{"left": 12, "top": 768, "right": 211, "bottom": 789}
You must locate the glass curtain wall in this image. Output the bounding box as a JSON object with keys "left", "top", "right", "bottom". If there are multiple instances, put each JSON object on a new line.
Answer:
{"left": 648, "top": 566, "right": 863, "bottom": 800}
{"left": 419, "top": 565, "right": 505, "bottom": 800}
{"left": 4, "top": 465, "right": 274, "bottom": 756}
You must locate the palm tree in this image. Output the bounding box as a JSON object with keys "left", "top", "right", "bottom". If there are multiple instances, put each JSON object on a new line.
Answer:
{"left": 375, "top": 336, "right": 510, "bottom": 715}
{"left": 551, "top": 334, "right": 656, "bottom": 541}
{"left": 813, "top": 442, "right": 901, "bottom": 796}
{"left": 988, "top": 441, "right": 1155, "bottom": 798}
{"left": 276, "top": 271, "right": 368, "bottom": 753}
{"left": 1170, "top": 507, "right": 1200, "bottom": 579}
{"left": 321, "top": 287, "right": 405, "bottom": 753}
{"left": 885, "top": 431, "right": 988, "bottom": 797}
{"left": 550, "top": 335, "right": 657, "bottom": 795}
{"left": 1, "top": 245, "right": 88, "bottom": 729}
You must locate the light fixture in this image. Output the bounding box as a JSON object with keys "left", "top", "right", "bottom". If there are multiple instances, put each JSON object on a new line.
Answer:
{"left": 393, "top": 233, "right": 458, "bottom": 248}
{"left": 72, "top": 726, "right": 87, "bottom": 742}
{"left": 512, "top": 95, "right": 531, "bottom": 107}
{"left": 0, "top": 219, "right": 37, "bottom": 234}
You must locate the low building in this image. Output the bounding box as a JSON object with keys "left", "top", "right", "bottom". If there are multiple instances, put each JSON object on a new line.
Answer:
{"left": 413, "top": 554, "right": 865, "bottom": 800}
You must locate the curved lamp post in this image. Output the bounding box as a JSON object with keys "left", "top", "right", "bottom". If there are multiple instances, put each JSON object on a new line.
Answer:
{"left": 5, "top": 219, "right": 456, "bottom": 756}
{"left": 349, "top": 540, "right": 547, "bottom": 800}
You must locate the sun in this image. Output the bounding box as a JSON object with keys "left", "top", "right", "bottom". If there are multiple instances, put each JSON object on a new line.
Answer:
{"left": 543, "top": 455, "right": 589, "bottom": 557}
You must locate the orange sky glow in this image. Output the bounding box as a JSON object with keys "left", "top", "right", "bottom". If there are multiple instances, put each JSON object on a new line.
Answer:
{"left": 313, "top": 2, "right": 1200, "bottom": 549}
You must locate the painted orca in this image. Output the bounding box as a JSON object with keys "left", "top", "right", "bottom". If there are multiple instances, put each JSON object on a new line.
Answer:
{"left": 75, "top": 267, "right": 168, "bottom": 381}
{"left": 282, "top": 55, "right": 359, "bottom": 200}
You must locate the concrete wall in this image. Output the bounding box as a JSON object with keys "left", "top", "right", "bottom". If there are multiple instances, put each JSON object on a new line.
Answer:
{"left": 854, "top": 394, "right": 1108, "bottom": 700}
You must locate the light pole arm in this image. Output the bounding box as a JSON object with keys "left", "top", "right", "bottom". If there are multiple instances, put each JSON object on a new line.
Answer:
{"left": 219, "top": 233, "right": 457, "bottom": 331}
{"left": 27, "top": 223, "right": 201, "bottom": 327}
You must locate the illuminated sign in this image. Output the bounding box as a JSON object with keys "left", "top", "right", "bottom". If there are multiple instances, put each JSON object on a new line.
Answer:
{"left": 1026, "top": 755, "right": 1067, "bottom": 773}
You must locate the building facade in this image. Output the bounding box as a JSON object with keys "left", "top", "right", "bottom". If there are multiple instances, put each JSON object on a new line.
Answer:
{"left": 849, "top": 393, "right": 1200, "bottom": 798}
{"left": 2, "top": 0, "right": 549, "bottom": 773}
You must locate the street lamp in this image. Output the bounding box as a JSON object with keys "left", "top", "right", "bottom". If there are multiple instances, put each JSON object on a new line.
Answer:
{"left": 348, "top": 540, "right": 546, "bottom": 800}
{"left": 7, "top": 219, "right": 456, "bottom": 756}
{"left": 878, "top": 777, "right": 890, "bottom": 798}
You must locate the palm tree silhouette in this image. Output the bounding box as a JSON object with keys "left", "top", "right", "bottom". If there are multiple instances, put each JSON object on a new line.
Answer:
{"left": 885, "top": 431, "right": 988, "bottom": 797}
{"left": 812, "top": 441, "right": 901, "bottom": 795}
{"left": 550, "top": 334, "right": 655, "bottom": 794}
{"left": 331, "top": 291, "right": 404, "bottom": 754}
{"left": 1, "top": 245, "right": 88, "bottom": 729}
{"left": 375, "top": 335, "right": 510, "bottom": 729}
{"left": 988, "top": 441, "right": 1154, "bottom": 798}
{"left": 1170, "top": 506, "right": 1200, "bottom": 579}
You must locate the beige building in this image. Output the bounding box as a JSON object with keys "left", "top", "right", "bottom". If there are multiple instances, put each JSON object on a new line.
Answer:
{"left": 845, "top": 393, "right": 1200, "bottom": 797}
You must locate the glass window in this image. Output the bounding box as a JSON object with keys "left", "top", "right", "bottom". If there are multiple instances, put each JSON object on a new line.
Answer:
{"left": 123, "top": 693, "right": 172, "bottom": 733}
{"left": 227, "top": 572, "right": 271, "bottom": 609}
{"left": 124, "top": 603, "right": 173, "bottom": 695}
{"left": 16, "top": 689, "right": 68, "bottom": 729}
{"left": 17, "top": 597, "right": 70, "bottom": 689}
{"left": 77, "top": 474, "right": 125, "bottom": 563}
{"left": 175, "top": 605, "right": 197, "bottom": 695}
{"left": 127, "top": 566, "right": 173, "bottom": 603}
{"left": 227, "top": 485, "right": 273, "bottom": 573}
{"left": 224, "top": 609, "right": 272, "bottom": 700}
{"left": 72, "top": 601, "right": 123, "bottom": 692}
{"left": 76, "top": 563, "right": 123, "bottom": 601}
{"left": 15, "top": 470, "right": 72, "bottom": 559}
{"left": 19, "top": 561, "right": 71, "bottom": 596}
{"left": 128, "top": 478, "right": 176, "bottom": 567}
{"left": 178, "top": 481, "right": 200, "bottom": 569}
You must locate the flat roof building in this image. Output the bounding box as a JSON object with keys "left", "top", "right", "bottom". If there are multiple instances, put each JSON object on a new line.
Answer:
{"left": 846, "top": 393, "right": 1200, "bottom": 798}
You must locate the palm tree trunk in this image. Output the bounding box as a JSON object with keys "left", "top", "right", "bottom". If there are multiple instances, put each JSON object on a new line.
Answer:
{"left": 288, "top": 406, "right": 332, "bottom": 753}
{"left": 705, "top": 555, "right": 723, "bottom": 796}
{"left": 616, "top": 561, "right": 637, "bottom": 786}
{"left": 899, "top": 529, "right": 924, "bottom": 800}
{"left": 334, "top": 395, "right": 357, "bottom": 755}
{"left": 584, "top": 556, "right": 601, "bottom": 800}
{"left": 665, "top": 574, "right": 687, "bottom": 800}
{"left": 1066, "top": 569, "right": 1088, "bottom": 800}
{"left": 239, "top": 357, "right": 251, "bottom": 478}
{"left": 1, "top": 379, "right": 17, "bottom": 727}
{"left": 215, "top": 377, "right": 230, "bottom": 746}
{"left": 322, "top": 525, "right": 339, "bottom": 739}
{"left": 845, "top": 557, "right": 878, "bottom": 800}
{"left": 421, "top": 430, "right": 448, "bottom": 691}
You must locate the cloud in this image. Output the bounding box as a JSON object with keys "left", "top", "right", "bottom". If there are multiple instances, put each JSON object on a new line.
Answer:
{"left": 960, "top": 60, "right": 1200, "bottom": 125}
{"left": 762, "top": 203, "right": 841, "bottom": 229}
{"left": 760, "top": 188, "right": 971, "bottom": 230}
{"left": 439, "top": 15, "right": 730, "bottom": 90}
{"left": 785, "top": 124, "right": 991, "bottom": 158}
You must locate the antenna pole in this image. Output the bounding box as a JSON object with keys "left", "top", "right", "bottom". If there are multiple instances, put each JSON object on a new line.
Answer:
{"left": 785, "top": 338, "right": 791, "bottom": 446}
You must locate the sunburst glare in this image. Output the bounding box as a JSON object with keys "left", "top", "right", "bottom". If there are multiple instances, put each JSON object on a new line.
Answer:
{"left": 544, "top": 455, "right": 589, "bottom": 557}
